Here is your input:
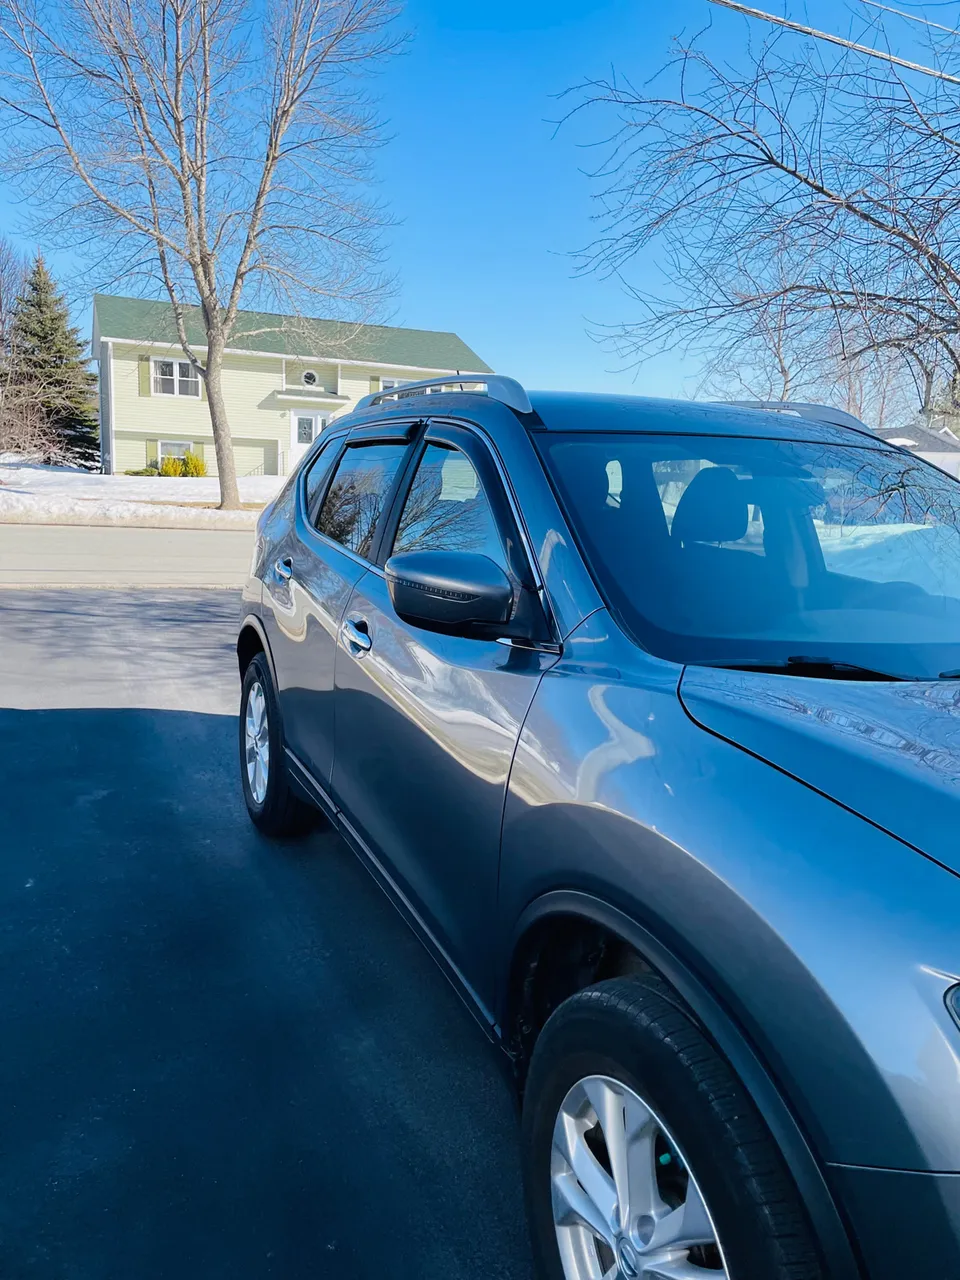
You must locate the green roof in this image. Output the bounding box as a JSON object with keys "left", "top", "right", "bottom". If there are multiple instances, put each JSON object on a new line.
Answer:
{"left": 92, "top": 293, "right": 492, "bottom": 373}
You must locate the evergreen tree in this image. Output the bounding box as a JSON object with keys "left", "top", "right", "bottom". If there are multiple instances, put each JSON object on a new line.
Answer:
{"left": 9, "top": 256, "right": 98, "bottom": 468}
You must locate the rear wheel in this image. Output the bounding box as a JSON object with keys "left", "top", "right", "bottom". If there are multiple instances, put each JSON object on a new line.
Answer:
{"left": 239, "top": 654, "right": 317, "bottom": 837}
{"left": 521, "top": 977, "right": 823, "bottom": 1280}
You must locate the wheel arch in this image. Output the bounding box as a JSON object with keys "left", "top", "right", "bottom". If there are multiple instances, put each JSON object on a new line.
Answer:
{"left": 500, "top": 889, "right": 863, "bottom": 1280}
{"left": 237, "top": 615, "right": 276, "bottom": 685}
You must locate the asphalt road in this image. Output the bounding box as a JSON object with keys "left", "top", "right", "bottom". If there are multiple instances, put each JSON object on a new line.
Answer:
{"left": 0, "top": 525, "right": 254, "bottom": 587}
{"left": 0, "top": 589, "right": 534, "bottom": 1280}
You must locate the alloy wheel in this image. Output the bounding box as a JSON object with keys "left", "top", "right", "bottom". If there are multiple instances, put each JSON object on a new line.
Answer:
{"left": 244, "top": 680, "right": 270, "bottom": 805}
{"left": 551, "top": 1074, "right": 727, "bottom": 1278}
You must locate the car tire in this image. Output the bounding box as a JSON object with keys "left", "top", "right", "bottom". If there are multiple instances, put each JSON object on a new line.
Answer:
{"left": 239, "top": 653, "right": 318, "bottom": 837}
{"left": 521, "top": 976, "right": 823, "bottom": 1280}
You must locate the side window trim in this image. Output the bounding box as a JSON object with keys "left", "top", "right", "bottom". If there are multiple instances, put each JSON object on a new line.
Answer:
{"left": 297, "top": 431, "right": 350, "bottom": 527}
{"left": 372, "top": 433, "right": 430, "bottom": 566}
{"left": 422, "top": 416, "right": 560, "bottom": 643}
{"left": 414, "top": 421, "right": 532, "bottom": 589}
{"left": 299, "top": 430, "right": 420, "bottom": 568}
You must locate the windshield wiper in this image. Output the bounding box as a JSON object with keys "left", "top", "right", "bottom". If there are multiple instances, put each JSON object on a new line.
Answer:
{"left": 687, "top": 655, "right": 912, "bottom": 682}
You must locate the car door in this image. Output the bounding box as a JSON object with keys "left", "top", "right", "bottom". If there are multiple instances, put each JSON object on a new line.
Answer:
{"left": 262, "top": 423, "right": 415, "bottom": 794}
{"left": 330, "top": 421, "right": 559, "bottom": 1013}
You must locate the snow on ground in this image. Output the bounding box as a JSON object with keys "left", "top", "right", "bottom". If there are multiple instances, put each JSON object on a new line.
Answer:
{"left": 0, "top": 457, "right": 281, "bottom": 528}
{"left": 817, "top": 521, "right": 960, "bottom": 598}
{"left": 0, "top": 491, "right": 258, "bottom": 529}
{"left": 0, "top": 456, "right": 283, "bottom": 504}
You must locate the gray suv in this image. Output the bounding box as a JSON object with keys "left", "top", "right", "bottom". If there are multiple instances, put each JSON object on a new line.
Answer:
{"left": 237, "top": 377, "right": 960, "bottom": 1280}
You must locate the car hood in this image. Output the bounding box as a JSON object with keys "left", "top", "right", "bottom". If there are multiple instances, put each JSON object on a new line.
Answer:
{"left": 679, "top": 666, "right": 960, "bottom": 874}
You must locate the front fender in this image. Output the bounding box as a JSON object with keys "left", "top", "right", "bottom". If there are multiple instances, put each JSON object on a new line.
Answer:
{"left": 498, "top": 611, "right": 960, "bottom": 1176}
{"left": 501, "top": 888, "right": 861, "bottom": 1280}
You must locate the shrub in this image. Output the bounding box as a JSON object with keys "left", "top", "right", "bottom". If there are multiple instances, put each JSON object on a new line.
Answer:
{"left": 159, "top": 455, "right": 185, "bottom": 477}
{"left": 124, "top": 466, "right": 159, "bottom": 475}
{"left": 181, "top": 450, "right": 207, "bottom": 477}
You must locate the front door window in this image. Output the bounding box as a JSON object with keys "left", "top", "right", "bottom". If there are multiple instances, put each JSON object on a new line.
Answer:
{"left": 297, "top": 416, "right": 314, "bottom": 445}
{"left": 392, "top": 442, "right": 506, "bottom": 568}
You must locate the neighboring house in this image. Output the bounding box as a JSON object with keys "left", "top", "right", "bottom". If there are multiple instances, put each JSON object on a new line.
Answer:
{"left": 872, "top": 418, "right": 960, "bottom": 479}
{"left": 92, "top": 294, "right": 492, "bottom": 476}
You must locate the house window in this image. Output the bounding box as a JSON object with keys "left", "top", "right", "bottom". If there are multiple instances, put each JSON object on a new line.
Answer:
{"left": 302, "top": 369, "right": 319, "bottom": 387}
{"left": 295, "top": 413, "right": 329, "bottom": 445}
{"left": 153, "top": 358, "right": 200, "bottom": 397}
{"left": 381, "top": 377, "right": 421, "bottom": 396}
{"left": 159, "top": 440, "right": 193, "bottom": 463}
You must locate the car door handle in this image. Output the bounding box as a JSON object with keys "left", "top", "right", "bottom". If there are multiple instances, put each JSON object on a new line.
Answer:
{"left": 274, "top": 557, "right": 292, "bottom": 581}
{"left": 341, "top": 617, "right": 372, "bottom": 654}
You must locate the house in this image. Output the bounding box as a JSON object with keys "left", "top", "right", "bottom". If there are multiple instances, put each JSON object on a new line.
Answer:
{"left": 871, "top": 417, "right": 960, "bottom": 479}
{"left": 91, "top": 294, "right": 492, "bottom": 476}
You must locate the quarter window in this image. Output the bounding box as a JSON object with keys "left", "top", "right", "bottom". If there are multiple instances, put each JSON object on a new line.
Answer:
{"left": 392, "top": 442, "right": 505, "bottom": 568}
{"left": 303, "top": 437, "right": 340, "bottom": 519}
{"left": 153, "top": 358, "right": 200, "bottom": 397}
{"left": 315, "top": 441, "right": 408, "bottom": 559}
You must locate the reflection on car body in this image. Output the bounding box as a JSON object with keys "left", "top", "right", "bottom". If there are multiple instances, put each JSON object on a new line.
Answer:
{"left": 237, "top": 378, "right": 960, "bottom": 1280}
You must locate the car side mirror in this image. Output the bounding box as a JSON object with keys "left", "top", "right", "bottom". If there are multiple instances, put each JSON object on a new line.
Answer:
{"left": 384, "top": 550, "right": 514, "bottom": 634}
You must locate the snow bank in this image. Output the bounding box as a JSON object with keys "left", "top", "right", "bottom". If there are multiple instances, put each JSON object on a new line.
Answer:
{"left": 0, "top": 456, "right": 277, "bottom": 528}
{"left": 0, "top": 490, "right": 258, "bottom": 529}
{"left": 0, "top": 457, "right": 283, "bottom": 504}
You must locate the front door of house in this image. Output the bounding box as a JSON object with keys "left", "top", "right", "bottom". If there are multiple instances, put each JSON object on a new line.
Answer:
{"left": 290, "top": 411, "right": 327, "bottom": 471}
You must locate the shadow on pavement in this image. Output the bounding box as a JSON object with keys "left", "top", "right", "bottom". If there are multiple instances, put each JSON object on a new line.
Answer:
{"left": 0, "top": 590, "right": 243, "bottom": 712}
{"left": 0, "top": 706, "right": 533, "bottom": 1280}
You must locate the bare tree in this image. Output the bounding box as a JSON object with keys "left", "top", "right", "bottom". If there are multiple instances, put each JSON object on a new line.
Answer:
{"left": 0, "top": 0, "right": 401, "bottom": 507}
{"left": 692, "top": 238, "right": 917, "bottom": 426}
{"left": 565, "top": 4, "right": 960, "bottom": 428}
{"left": 0, "top": 234, "right": 27, "bottom": 353}
{"left": 0, "top": 365, "right": 81, "bottom": 463}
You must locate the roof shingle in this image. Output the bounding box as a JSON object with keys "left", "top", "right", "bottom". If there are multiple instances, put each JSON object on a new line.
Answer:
{"left": 92, "top": 294, "right": 492, "bottom": 373}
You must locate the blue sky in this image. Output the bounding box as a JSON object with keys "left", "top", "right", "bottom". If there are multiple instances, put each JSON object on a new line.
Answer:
{"left": 0, "top": 0, "right": 891, "bottom": 395}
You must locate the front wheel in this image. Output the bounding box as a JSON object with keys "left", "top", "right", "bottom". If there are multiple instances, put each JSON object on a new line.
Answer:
{"left": 239, "top": 654, "right": 317, "bottom": 837}
{"left": 521, "top": 977, "right": 823, "bottom": 1280}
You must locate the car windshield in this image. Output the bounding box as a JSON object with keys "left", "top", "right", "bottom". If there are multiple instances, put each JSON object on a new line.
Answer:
{"left": 538, "top": 431, "right": 960, "bottom": 680}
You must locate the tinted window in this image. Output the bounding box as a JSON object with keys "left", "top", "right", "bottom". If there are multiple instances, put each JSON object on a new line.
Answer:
{"left": 316, "top": 442, "right": 407, "bottom": 559}
{"left": 539, "top": 431, "right": 960, "bottom": 680}
{"left": 393, "top": 442, "right": 505, "bottom": 567}
{"left": 302, "top": 436, "right": 340, "bottom": 520}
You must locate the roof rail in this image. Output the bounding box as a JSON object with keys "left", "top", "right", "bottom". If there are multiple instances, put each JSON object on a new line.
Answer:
{"left": 356, "top": 374, "right": 533, "bottom": 416}
{"left": 719, "top": 400, "right": 873, "bottom": 434}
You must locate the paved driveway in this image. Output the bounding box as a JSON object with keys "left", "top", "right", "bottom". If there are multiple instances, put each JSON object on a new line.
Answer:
{"left": 0, "top": 525, "right": 254, "bottom": 587}
{"left": 0, "top": 589, "right": 533, "bottom": 1280}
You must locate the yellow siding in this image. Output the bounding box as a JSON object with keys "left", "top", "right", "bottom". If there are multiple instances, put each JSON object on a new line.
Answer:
{"left": 109, "top": 345, "right": 469, "bottom": 475}
{"left": 115, "top": 436, "right": 148, "bottom": 472}
{"left": 112, "top": 343, "right": 288, "bottom": 448}
{"left": 113, "top": 433, "right": 280, "bottom": 476}
{"left": 285, "top": 359, "right": 338, "bottom": 393}
{"left": 337, "top": 367, "right": 373, "bottom": 414}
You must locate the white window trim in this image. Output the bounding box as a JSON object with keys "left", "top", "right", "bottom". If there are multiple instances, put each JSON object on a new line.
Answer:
{"left": 301, "top": 369, "right": 319, "bottom": 387}
{"left": 152, "top": 356, "right": 200, "bottom": 397}
{"left": 158, "top": 439, "right": 195, "bottom": 460}
{"left": 290, "top": 409, "right": 329, "bottom": 450}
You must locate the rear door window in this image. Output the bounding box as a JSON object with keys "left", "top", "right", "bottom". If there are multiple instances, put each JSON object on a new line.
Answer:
{"left": 315, "top": 441, "right": 408, "bottom": 560}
